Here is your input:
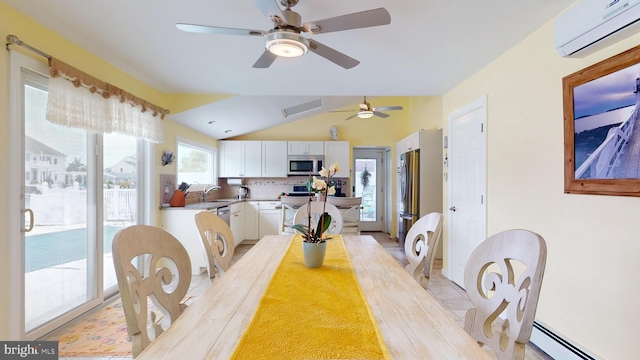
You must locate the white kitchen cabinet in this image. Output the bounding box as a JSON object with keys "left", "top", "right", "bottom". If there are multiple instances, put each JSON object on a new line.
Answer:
{"left": 262, "top": 141, "right": 288, "bottom": 177}
{"left": 219, "top": 140, "right": 262, "bottom": 177}
{"left": 259, "top": 201, "right": 281, "bottom": 238}
{"left": 287, "top": 141, "right": 324, "bottom": 155}
{"left": 324, "top": 141, "right": 350, "bottom": 177}
{"left": 244, "top": 201, "right": 259, "bottom": 240}
{"left": 219, "top": 141, "right": 242, "bottom": 178}
{"left": 396, "top": 132, "right": 420, "bottom": 154}
{"left": 160, "top": 209, "right": 208, "bottom": 275}
{"left": 230, "top": 202, "right": 244, "bottom": 246}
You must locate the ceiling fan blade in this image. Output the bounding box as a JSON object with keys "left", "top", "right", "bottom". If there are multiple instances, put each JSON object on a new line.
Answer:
{"left": 373, "top": 111, "right": 390, "bottom": 118}
{"left": 253, "top": 0, "right": 288, "bottom": 26}
{"left": 253, "top": 50, "right": 278, "bottom": 68}
{"left": 345, "top": 113, "right": 358, "bottom": 121}
{"left": 308, "top": 39, "right": 359, "bottom": 69}
{"left": 373, "top": 106, "right": 403, "bottom": 111}
{"left": 176, "top": 23, "right": 264, "bottom": 36}
{"left": 282, "top": 99, "right": 323, "bottom": 118}
{"left": 303, "top": 8, "right": 391, "bottom": 35}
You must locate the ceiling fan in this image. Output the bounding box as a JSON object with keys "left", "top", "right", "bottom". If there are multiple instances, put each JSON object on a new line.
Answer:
{"left": 336, "top": 97, "right": 404, "bottom": 120}
{"left": 176, "top": 0, "right": 391, "bottom": 69}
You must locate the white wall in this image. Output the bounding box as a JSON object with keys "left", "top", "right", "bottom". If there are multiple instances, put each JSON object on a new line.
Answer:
{"left": 441, "top": 14, "right": 640, "bottom": 360}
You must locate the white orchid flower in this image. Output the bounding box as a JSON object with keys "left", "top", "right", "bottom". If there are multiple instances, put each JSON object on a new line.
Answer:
{"left": 312, "top": 177, "right": 327, "bottom": 191}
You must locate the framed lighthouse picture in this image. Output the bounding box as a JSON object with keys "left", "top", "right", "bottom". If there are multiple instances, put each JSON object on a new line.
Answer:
{"left": 563, "top": 44, "right": 640, "bottom": 197}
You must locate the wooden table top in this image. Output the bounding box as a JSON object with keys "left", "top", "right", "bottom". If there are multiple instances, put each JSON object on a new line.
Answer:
{"left": 136, "top": 235, "right": 492, "bottom": 359}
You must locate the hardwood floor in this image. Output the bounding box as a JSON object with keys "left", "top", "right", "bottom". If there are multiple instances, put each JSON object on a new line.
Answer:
{"left": 50, "top": 233, "right": 553, "bottom": 360}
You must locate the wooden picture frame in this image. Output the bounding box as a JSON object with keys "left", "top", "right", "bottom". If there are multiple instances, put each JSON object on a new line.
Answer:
{"left": 563, "top": 44, "right": 640, "bottom": 197}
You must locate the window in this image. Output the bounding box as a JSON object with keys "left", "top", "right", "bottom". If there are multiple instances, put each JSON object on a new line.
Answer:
{"left": 177, "top": 137, "right": 217, "bottom": 185}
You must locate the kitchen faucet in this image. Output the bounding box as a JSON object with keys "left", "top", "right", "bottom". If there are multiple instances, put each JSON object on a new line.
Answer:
{"left": 201, "top": 184, "right": 220, "bottom": 202}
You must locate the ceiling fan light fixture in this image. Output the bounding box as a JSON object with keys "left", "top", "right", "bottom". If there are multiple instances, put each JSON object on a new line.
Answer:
{"left": 358, "top": 110, "right": 374, "bottom": 119}
{"left": 265, "top": 31, "right": 309, "bottom": 57}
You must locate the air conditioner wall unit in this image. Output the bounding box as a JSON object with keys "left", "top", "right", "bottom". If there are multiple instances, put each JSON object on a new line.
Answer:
{"left": 555, "top": 0, "right": 640, "bottom": 57}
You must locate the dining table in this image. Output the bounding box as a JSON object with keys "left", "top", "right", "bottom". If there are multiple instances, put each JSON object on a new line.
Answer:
{"left": 136, "top": 234, "right": 492, "bottom": 359}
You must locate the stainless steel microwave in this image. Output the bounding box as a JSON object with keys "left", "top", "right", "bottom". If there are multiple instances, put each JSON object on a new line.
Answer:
{"left": 287, "top": 155, "right": 324, "bottom": 176}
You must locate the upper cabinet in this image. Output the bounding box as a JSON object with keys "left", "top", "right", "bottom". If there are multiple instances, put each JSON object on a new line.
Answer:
{"left": 262, "top": 141, "right": 288, "bottom": 178}
{"left": 324, "top": 141, "right": 350, "bottom": 178}
{"left": 219, "top": 140, "right": 348, "bottom": 178}
{"left": 396, "top": 132, "right": 420, "bottom": 154}
{"left": 219, "top": 140, "right": 262, "bottom": 177}
{"left": 288, "top": 141, "right": 324, "bottom": 155}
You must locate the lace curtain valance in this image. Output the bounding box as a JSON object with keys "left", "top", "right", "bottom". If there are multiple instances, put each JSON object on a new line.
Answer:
{"left": 46, "top": 58, "right": 166, "bottom": 143}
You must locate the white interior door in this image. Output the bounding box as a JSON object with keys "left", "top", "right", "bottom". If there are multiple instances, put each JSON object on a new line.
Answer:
{"left": 353, "top": 148, "right": 385, "bottom": 232}
{"left": 447, "top": 96, "right": 487, "bottom": 287}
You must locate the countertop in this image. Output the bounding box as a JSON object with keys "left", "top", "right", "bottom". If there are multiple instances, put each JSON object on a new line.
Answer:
{"left": 160, "top": 198, "right": 280, "bottom": 210}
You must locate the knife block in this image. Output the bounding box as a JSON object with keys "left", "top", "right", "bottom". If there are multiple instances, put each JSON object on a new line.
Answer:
{"left": 169, "top": 190, "right": 186, "bottom": 207}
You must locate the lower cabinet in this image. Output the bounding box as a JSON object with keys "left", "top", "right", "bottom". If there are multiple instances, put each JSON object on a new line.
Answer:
{"left": 230, "top": 203, "right": 244, "bottom": 246}
{"left": 258, "top": 201, "right": 281, "bottom": 239}
{"left": 160, "top": 209, "right": 208, "bottom": 275}
{"left": 245, "top": 201, "right": 259, "bottom": 240}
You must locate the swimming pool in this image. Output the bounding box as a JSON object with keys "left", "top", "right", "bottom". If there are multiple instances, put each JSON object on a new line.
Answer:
{"left": 24, "top": 226, "right": 121, "bottom": 272}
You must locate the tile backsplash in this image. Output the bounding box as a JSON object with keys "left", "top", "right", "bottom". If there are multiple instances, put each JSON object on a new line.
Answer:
{"left": 159, "top": 175, "right": 351, "bottom": 206}
{"left": 216, "top": 176, "right": 351, "bottom": 200}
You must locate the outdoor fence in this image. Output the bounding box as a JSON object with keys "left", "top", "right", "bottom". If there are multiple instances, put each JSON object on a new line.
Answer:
{"left": 27, "top": 187, "right": 136, "bottom": 226}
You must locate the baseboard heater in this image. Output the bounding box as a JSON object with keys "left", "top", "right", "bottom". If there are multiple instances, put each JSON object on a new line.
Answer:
{"left": 530, "top": 321, "right": 598, "bottom": 360}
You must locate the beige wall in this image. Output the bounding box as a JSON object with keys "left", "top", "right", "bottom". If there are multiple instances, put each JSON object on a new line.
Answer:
{"left": 408, "top": 96, "right": 443, "bottom": 133}
{"left": 441, "top": 15, "right": 640, "bottom": 360}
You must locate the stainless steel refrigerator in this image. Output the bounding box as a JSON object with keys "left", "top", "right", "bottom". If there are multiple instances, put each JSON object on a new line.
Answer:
{"left": 398, "top": 149, "right": 420, "bottom": 246}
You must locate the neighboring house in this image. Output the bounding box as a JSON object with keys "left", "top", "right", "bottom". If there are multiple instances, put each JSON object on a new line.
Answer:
{"left": 24, "top": 136, "right": 67, "bottom": 188}
{"left": 104, "top": 155, "right": 137, "bottom": 187}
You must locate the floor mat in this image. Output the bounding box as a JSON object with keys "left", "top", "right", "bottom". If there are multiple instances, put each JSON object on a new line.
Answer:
{"left": 44, "top": 298, "right": 133, "bottom": 357}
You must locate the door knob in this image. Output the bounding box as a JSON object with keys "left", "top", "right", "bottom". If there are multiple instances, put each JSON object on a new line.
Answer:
{"left": 449, "top": 206, "right": 457, "bottom": 212}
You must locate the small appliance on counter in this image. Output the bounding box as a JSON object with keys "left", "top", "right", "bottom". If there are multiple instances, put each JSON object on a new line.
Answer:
{"left": 286, "top": 184, "right": 311, "bottom": 197}
{"left": 333, "top": 180, "right": 346, "bottom": 197}
{"left": 238, "top": 186, "right": 249, "bottom": 200}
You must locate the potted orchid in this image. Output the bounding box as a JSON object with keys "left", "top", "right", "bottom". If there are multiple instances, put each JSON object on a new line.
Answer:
{"left": 292, "top": 162, "right": 339, "bottom": 267}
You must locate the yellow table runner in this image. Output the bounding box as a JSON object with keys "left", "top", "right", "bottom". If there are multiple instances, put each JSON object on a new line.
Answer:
{"left": 230, "top": 235, "right": 390, "bottom": 360}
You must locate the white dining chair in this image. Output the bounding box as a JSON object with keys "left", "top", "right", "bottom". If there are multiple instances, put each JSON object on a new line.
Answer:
{"left": 194, "top": 211, "right": 235, "bottom": 279}
{"left": 279, "top": 196, "right": 310, "bottom": 235}
{"left": 463, "top": 229, "right": 547, "bottom": 360}
{"left": 293, "top": 201, "right": 343, "bottom": 235}
{"left": 404, "top": 212, "right": 443, "bottom": 289}
{"left": 327, "top": 197, "right": 362, "bottom": 235}
{"left": 112, "top": 225, "right": 191, "bottom": 357}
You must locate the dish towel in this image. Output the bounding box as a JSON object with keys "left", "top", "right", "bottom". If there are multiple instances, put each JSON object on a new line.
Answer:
{"left": 230, "top": 234, "right": 390, "bottom": 360}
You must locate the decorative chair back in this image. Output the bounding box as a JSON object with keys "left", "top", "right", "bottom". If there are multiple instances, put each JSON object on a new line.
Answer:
{"left": 112, "top": 225, "right": 191, "bottom": 357}
{"left": 194, "top": 211, "right": 235, "bottom": 279}
{"left": 280, "top": 196, "right": 311, "bottom": 235}
{"left": 327, "top": 197, "right": 362, "bottom": 234}
{"left": 293, "top": 201, "right": 343, "bottom": 235}
{"left": 404, "top": 212, "right": 443, "bottom": 288}
{"left": 463, "top": 229, "right": 547, "bottom": 360}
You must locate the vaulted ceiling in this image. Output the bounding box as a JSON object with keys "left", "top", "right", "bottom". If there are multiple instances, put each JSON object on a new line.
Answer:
{"left": 3, "top": 0, "right": 573, "bottom": 138}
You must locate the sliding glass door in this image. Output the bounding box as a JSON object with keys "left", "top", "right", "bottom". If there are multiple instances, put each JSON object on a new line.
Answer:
{"left": 23, "top": 72, "right": 97, "bottom": 336}
{"left": 102, "top": 133, "right": 140, "bottom": 293}
{"left": 11, "top": 52, "right": 142, "bottom": 339}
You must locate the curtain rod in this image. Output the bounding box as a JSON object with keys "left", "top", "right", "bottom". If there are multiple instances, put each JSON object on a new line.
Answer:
{"left": 5, "top": 34, "right": 52, "bottom": 59}
{"left": 5, "top": 34, "right": 170, "bottom": 115}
